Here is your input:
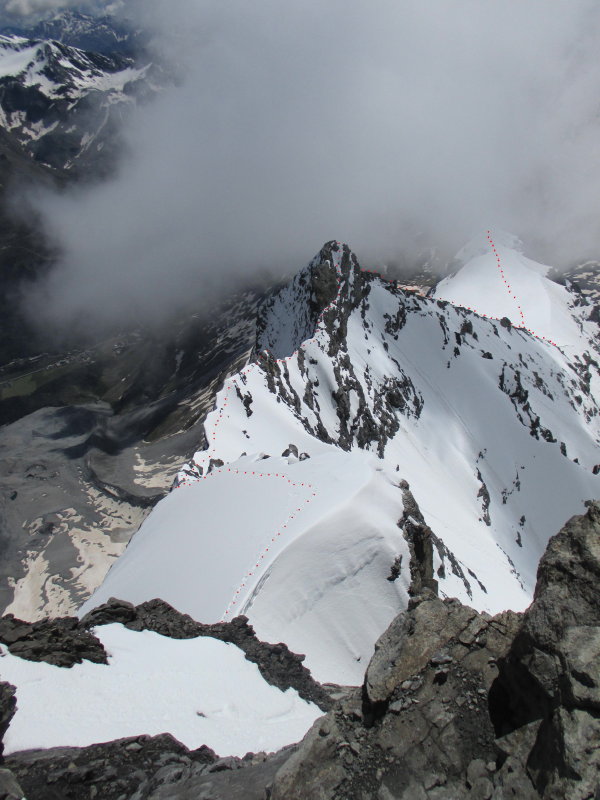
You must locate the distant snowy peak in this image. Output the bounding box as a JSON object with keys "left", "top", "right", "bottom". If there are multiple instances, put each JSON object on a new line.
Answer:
{"left": 0, "top": 32, "right": 159, "bottom": 171}
{"left": 0, "top": 34, "right": 145, "bottom": 99}
{"left": 435, "top": 229, "right": 600, "bottom": 359}
{"left": 453, "top": 229, "right": 525, "bottom": 268}
{"left": 1, "top": 10, "right": 140, "bottom": 56}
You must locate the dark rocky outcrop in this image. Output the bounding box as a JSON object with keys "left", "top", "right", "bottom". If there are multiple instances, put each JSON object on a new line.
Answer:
{"left": 0, "top": 685, "right": 22, "bottom": 800}
{"left": 0, "top": 597, "right": 330, "bottom": 712}
{"left": 398, "top": 481, "right": 438, "bottom": 597}
{"left": 0, "top": 615, "right": 107, "bottom": 667}
{"left": 269, "top": 503, "right": 600, "bottom": 799}
{"left": 6, "top": 733, "right": 217, "bottom": 800}
{"left": 0, "top": 684, "right": 16, "bottom": 760}
{"left": 81, "top": 598, "right": 332, "bottom": 712}
{"left": 489, "top": 500, "right": 600, "bottom": 799}
{"left": 5, "top": 735, "right": 295, "bottom": 800}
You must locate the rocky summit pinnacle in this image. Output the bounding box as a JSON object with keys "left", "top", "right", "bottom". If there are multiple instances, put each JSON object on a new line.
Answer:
{"left": 255, "top": 240, "right": 362, "bottom": 360}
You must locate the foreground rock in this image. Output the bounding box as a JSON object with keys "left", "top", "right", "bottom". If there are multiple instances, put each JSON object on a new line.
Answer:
{"left": 0, "top": 685, "right": 16, "bottom": 760}
{"left": 270, "top": 502, "right": 600, "bottom": 799}
{"left": 5, "top": 734, "right": 216, "bottom": 800}
{"left": 4, "top": 735, "right": 297, "bottom": 800}
{"left": 1, "top": 504, "right": 599, "bottom": 799}
{"left": 490, "top": 500, "right": 600, "bottom": 799}
{"left": 270, "top": 592, "right": 521, "bottom": 799}
{"left": 0, "top": 615, "right": 107, "bottom": 667}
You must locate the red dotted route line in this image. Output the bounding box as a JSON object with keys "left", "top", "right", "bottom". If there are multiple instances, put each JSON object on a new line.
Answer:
{"left": 488, "top": 231, "right": 527, "bottom": 328}
{"left": 174, "top": 242, "right": 346, "bottom": 620}
{"left": 444, "top": 231, "right": 558, "bottom": 348}
{"left": 175, "top": 467, "right": 316, "bottom": 620}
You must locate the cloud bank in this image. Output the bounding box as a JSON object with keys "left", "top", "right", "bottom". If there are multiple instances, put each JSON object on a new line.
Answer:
{"left": 20, "top": 0, "right": 600, "bottom": 334}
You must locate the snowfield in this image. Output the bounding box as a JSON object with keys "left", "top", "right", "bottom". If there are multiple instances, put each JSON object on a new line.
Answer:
{"left": 78, "top": 450, "right": 410, "bottom": 686}
{"left": 0, "top": 623, "right": 323, "bottom": 757}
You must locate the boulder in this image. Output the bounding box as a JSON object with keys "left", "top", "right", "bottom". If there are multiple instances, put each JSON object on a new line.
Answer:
{"left": 270, "top": 592, "right": 520, "bottom": 799}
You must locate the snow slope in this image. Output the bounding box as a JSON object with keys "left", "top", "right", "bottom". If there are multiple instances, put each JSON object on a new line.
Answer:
{"left": 78, "top": 451, "right": 410, "bottom": 685}
{"left": 80, "top": 236, "right": 600, "bottom": 691}
{"left": 436, "top": 230, "right": 598, "bottom": 357}
{"left": 0, "top": 623, "right": 322, "bottom": 756}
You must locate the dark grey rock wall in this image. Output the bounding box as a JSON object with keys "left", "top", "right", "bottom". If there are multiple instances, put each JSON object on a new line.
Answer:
{"left": 269, "top": 503, "right": 600, "bottom": 799}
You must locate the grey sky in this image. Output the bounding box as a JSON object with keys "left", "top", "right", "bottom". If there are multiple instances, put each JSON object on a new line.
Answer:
{"left": 20, "top": 0, "right": 600, "bottom": 333}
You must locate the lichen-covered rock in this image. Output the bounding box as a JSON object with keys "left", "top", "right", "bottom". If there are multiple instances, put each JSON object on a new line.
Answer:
{"left": 270, "top": 593, "right": 520, "bottom": 799}
{"left": 0, "top": 768, "right": 24, "bottom": 800}
{"left": 490, "top": 500, "right": 600, "bottom": 798}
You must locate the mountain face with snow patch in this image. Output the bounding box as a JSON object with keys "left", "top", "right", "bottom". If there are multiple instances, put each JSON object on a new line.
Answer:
{"left": 1, "top": 10, "right": 143, "bottom": 57}
{"left": 80, "top": 235, "right": 600, "bottom": 689}
{"left": 0, "top": 31, "right": 160, "bottom": 172}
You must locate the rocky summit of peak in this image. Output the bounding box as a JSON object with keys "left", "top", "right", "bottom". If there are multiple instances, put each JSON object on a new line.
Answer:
{"left": 255, "top": 240, "right": 362, "bottom": 360}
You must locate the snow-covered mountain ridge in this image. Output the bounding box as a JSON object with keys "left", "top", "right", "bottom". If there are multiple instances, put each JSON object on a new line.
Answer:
{"left": 0, "top": 31, "right": 159, "bottom": 171}
{"left": 1, "top": 10, "right": 141, "bottom": 56}
{"left": 80, "top": 235, "right": 600, "bottom": 695}
{"left": 0, "top": 33, "right": 145, "bottom": 97}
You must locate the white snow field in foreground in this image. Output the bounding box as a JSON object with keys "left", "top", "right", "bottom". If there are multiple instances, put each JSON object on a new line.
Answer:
{"left": 0, "top": 623, "right": 323, "bottom": 757}
{"left": 79, "top": 450, "right": 410, "bottom": 685}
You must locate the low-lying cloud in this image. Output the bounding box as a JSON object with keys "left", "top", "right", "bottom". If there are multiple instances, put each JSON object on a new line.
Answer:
{"left": 19, "top": 0, "right": 600, "bottom": 335}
